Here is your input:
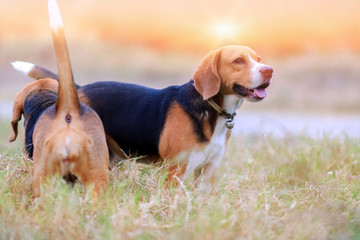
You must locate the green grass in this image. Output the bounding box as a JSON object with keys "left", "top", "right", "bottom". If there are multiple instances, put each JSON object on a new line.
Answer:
{"left": 0, "top": 134, "right": 359, "bottom": 239}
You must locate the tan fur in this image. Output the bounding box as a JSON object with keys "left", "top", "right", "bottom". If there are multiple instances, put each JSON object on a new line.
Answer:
{"left": 218, "top": 46, "right": 260, "bottom": 94}
{"left": 32, "top": 104, "right": 109, "bottom": 198}
{"left": 225, "top": 129, "right": 231, "bottom": 143}
{"left": 203, "top": 121, "right": 213, "bottom": 141}
{"left": 77, "top": 90, "right": 91, "bottom": 106}
{"left": 10, "top": 0, "right": 109, "bottom": 199}
{"left": 28, "top": 66, "right": 58, "bottom": 80}
{"left": 51, "top": 27, "right": 80, "bottom": 113}
{"left": 9, "top": 78, "right": 109, "bottom": 198}
{"left": 159, "top": 103, "right": 199, "bottom": 159}
{"left": 193, "top": 49, "right": 222, "bottom": 100}
{"left": 158, "top": 103, "right": 208, "bottom": 182}
{"left": 193, "top": 45, "right": 261, "bottom": 98}
{"left": 9, "top": 78, "right": 58, "bottom": 142}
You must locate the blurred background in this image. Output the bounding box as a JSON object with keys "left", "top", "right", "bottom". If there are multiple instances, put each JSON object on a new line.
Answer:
{"left": 0, "top": 0, "right": 359, "bottom": 151}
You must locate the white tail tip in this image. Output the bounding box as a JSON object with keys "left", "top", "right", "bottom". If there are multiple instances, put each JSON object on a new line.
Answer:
{"left": 11, "top": 61, "right": 34, "bottom": 75}
{"left": 48, "top": 0, "right": 63, "bottom": 29}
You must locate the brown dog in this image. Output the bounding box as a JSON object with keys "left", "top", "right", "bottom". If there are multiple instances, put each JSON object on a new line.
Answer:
{"left": 9, "top": 0, "right": 109, "bottom": 198}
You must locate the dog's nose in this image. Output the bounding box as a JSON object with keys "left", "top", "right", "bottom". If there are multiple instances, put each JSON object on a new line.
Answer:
{"left": 260, "top": 66, "right": 273, "bottom": 80}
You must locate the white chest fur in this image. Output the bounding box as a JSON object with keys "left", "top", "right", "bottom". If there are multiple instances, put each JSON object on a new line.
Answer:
{"left": 184, "top": 95, "right": 243, "bottom": 192}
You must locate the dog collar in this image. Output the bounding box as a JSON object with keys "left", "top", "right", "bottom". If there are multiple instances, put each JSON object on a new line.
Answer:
{"left": 206, "top": 98, "right": 236, "bottom": 129}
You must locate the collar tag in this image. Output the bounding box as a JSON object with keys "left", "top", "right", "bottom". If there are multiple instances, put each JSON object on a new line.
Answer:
{"left": 224, "top": 113, "right": 236, "bottom": 129}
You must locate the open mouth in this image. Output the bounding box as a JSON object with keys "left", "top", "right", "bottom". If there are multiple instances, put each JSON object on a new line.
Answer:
{"left": 233, "top": 83, "right": 269, "bottom": 101}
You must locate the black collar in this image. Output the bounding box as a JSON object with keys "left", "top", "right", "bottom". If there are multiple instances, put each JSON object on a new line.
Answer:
{"left": 206, "top": 98, "right": 236, "bottom": 129}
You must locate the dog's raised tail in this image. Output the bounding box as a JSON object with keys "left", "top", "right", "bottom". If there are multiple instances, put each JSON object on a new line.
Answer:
{"left": 48, "top": 0, "right": 80, "bottom": 114}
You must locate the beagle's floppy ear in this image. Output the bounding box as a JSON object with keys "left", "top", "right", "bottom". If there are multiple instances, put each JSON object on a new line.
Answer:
{"left": 9, "top": 94, "right": 24, "bottom": 142}
{"left": 193, "top": 49, "right": 222, "bottom": 100}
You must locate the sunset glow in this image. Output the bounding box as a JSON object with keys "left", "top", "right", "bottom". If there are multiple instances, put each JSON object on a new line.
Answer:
{"left": 211, "top": 21, "right": 237, "bottom": 40}
{"left": 0, "top": 0, "right": 359, "bottom": 55}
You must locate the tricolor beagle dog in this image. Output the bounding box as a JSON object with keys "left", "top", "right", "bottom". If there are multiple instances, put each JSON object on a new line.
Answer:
{"left": 13, "top": 46, "right": 272, "bottom": 193}
{"left": 9, "top": 0, "right": 109, "bottom": 198}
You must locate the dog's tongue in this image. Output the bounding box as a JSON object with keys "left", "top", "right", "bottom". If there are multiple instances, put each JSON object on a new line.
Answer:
{"left": 254, "top": 88, "right": 267, "bottom": 99}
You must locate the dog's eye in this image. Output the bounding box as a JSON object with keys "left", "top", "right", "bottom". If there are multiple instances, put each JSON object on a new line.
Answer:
{"left": 233, "top": 58, "right": 246, "bottom": 64}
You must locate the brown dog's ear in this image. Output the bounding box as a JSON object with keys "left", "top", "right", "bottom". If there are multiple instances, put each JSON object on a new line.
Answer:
{"left": 193, "top": 49, "right": 222, "bottom": 100}
{"left": 9, "top": 97, "right": 24, "bottom": 142}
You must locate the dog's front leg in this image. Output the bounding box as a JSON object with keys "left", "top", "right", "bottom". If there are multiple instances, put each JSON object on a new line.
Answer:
{"left": 195, "top": 162, "right": 220, "bottom": 194}
{"left": 183, "top": 151, "right": 207, "bottom": 181}
{"left": 194, "top": 147, "right": 224, "bottom": 194}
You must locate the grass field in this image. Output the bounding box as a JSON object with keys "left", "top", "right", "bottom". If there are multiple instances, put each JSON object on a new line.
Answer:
{"left": 1, "top": 0, "right": 359, "bottom": 238}
{"left": 1, "top": 130, "right": 359, "bottom": 239}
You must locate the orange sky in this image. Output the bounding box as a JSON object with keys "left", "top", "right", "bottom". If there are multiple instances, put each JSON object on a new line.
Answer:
{"left": 1, "top": 0, "right": 359, "bottom": 55}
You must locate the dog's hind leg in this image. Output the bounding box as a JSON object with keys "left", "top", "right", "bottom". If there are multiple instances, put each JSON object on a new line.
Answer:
{"left": 76, "top": 167, "right": 109, "bottom": 199}
{"left": 33, "top": 168, "right": 45, "bottom": 198}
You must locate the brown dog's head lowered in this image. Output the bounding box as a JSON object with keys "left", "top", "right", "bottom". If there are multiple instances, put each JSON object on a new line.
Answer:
{"left": 193, "top": 45, "right": 273, "bottom": 102}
